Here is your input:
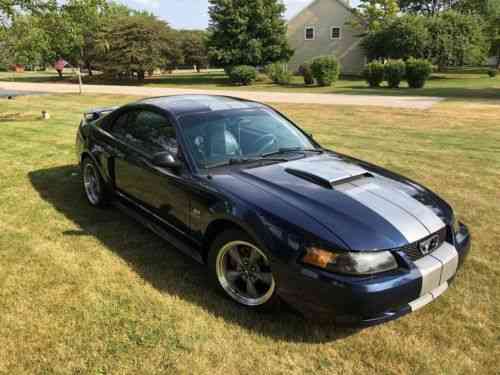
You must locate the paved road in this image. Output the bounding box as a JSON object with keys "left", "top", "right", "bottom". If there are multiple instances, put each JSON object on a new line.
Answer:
{"left": 0, "top": 88, "right": 48, "bottom": 97}
{"left": 0, "top": 81, "right": 444, "bottom": 109}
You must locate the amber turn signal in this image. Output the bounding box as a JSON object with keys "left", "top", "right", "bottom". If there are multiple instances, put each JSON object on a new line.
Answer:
{"left": 302, "top": 247, "right": 338, "bottom": 268}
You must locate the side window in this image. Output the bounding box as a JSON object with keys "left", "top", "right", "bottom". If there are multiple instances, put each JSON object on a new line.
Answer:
{"left": 111, "top": 112, "right": 130, "bottom": 139}
{"left": 331, "top": 27, "right": 341, "bottom": 40}
{"left": 111, "top": 110, "right": 178, "bottom": 155}
{"left": 134, "top": 111, "right": 178, "bottom": 155}
{"left": 305, "top": 26, "right": 315, "bottom": 41}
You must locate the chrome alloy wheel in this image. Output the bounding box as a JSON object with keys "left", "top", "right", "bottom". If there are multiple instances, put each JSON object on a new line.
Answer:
{"left": 83, "top": 163, "right": 101, "bottom": 205}
{"left": 216, "top": 240, "right": 276, "bottom": 306}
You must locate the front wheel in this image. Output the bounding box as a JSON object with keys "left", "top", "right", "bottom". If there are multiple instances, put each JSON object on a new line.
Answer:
{"left": 208, "top": 230, "right": 280, "bottom": 311}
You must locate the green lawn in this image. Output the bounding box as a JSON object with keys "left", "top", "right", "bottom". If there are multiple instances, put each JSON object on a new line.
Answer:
{"left": 2, "top": 68, "right": 499, "bottom": 100}
{"left": 0, "top": 94, "right": 499, "bottom": 374}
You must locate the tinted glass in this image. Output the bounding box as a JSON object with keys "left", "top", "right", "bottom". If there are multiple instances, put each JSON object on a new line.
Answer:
{"left": 180, "top": 108, "right": 315, "bottom": 168}
{"left": 111, "top": 110, "right": 178, "bottom": 155}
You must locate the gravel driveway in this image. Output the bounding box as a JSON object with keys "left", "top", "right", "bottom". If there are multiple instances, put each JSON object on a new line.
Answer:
{"left": 0, "top": 81, "right": 444, "bottom": 109}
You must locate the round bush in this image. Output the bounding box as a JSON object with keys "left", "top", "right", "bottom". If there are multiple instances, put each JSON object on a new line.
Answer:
{"left": 298, "top": 63, "right": 314, "bottom": 85}
{"left": 487, "top": 69, "right": 498, "bottom": 78}
{"left": 405, "top": 58, "right": 433, "bottom": 89}
{"left": 224, "top": 66, "right": 234, "bottom": 76}
{"left": 384, "top": 60, "right": 406, "bottom": 88}
{"left": 229, "top": 65, "right": 257, "bottom": 86}
{"left": 265, "top": 63, "right": 292, "bottom": 85}
{"left": 310, "top": 56, "right": 340, "bottom": 87}
{"left": 363, "top": 62, "right": 385, "bottom": 88}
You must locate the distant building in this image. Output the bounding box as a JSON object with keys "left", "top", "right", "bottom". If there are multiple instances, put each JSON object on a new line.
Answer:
{"left": 287, "top": 0, "right": 366, "bottom": 75}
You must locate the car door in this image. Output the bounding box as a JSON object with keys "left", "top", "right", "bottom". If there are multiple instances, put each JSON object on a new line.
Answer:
{"left": 108, "top": 108, "right": 191, "bottom": 236}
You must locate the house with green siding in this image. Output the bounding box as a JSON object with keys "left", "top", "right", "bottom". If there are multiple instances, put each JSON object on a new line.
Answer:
{"left": 287, "top": 0, "right": 366, "bottom": 75}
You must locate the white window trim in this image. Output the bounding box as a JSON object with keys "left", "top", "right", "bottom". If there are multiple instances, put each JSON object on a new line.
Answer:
{"left": 304, "top": 25, "right": 316, "bottom": 41}
{"left": 330, "top": 26, "right": 342, "bottom": 40}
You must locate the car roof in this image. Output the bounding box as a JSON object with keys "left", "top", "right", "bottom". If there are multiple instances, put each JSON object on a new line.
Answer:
{"left": 138, "top": 95, "right": 265, "bottom": 117}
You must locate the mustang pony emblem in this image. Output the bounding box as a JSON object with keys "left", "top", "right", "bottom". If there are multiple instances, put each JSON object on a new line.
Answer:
{"left": 419, "top": 235, "right": 440, "bottom": 255}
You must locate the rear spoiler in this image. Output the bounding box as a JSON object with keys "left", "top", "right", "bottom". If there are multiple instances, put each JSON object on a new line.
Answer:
{"left": 84, "top": 106, "right": 119, "bottom": 122}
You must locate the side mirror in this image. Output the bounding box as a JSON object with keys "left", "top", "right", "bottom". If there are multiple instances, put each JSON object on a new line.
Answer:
{"left": 152, "top": 151, "right": 183, "bottom": 172}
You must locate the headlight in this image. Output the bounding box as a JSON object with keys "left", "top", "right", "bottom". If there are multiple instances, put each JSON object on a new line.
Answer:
{"left": 302, "top": 247, "right": 398, "bottom": 276}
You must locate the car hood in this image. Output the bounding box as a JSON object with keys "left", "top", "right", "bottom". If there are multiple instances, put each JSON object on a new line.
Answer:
{"left": 227, "top": 153, "right": 452, "bottom": 251}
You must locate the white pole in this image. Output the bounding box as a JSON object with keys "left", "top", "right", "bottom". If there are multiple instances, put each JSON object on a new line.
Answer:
{"left": 77, "top": 69, "right": 83, "bottom": 95}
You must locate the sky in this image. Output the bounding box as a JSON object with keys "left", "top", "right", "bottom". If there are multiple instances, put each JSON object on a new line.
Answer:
{"left": 119, "top": 0, "right": 327, "bottom": 30}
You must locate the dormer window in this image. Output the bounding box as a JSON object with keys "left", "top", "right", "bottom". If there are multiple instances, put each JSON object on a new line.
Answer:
{"left": 331, "top": 27, "right": 341, "bottom": 40}
{"left": 305, "top": 26, "right": 315, "bottom": 41}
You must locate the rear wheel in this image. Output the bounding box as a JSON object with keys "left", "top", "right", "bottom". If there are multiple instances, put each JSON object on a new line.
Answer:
{"left": 82, "top": 158, "right": 109, "bottom": 207}
{"left": 208, "top": 230, "right": 280, "bottom": 310}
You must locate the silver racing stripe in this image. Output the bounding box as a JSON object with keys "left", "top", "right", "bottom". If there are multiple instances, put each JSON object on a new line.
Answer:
{"left": 430, "top": 242, "right": 459, "bottom": 284}
{"left": 350, "top": 179, "right": 445, "bottom": 234}
{"left": 414, "top": 242, "right": 459, "bottom": 296}
{"left": 409, "top": 282, "right": 449, "bottom": 312}
{"left": 414, "top": 254, "right": 443, "bottom": 296}
{"left": 342, "top": 183, "right": 429, "bottom": 243}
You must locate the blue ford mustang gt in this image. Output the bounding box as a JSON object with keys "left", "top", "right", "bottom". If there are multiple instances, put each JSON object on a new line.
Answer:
{"left": 76, "top": 95, "right": 471, "bottom": 326}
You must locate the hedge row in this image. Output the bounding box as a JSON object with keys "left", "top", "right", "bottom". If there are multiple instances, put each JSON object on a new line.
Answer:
{"left": 363, "top": 58, "right": 433, "bottom": 89}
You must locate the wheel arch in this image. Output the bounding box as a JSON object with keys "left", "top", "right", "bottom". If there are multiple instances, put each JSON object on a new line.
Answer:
{"left": 80, "top": 151, "right": 91, "bottom": 166}
{"left": 202, "top": 218, "right": 266, "bottom": 263}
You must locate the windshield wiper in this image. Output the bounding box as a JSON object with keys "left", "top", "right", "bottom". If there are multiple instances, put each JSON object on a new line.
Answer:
{"left": 205, "top": 156, "right": 288, "bottom": 169}
{"left": 261, "top": 147, "right": 324, "bottom": 158}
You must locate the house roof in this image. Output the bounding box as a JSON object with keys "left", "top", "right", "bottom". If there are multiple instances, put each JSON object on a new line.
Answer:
{"left": 287, "top": 0, "right": 362, "bottom": 25}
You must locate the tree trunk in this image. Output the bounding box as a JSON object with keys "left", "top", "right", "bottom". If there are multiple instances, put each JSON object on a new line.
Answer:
{"left": 86, "top": 61, "right": 93, "bottom": 77}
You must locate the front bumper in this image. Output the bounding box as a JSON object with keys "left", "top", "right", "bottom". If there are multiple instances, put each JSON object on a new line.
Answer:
{"left": 276, "top": 223, "right": 471, "bottom": 327}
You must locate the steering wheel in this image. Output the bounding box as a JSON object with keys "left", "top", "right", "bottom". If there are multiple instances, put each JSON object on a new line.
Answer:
{"left": 254, "top": 134, "right": 277, "bottom": 155}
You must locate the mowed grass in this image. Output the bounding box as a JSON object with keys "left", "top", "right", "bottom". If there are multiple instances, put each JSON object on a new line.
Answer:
{"left": 0, "top": 94, "right": 499, "bottom": 374}
{"left": 2, "top": 68, "right": 499, "bottom": 100}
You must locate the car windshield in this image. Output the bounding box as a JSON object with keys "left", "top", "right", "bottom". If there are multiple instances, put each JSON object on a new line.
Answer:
{"left": 179, "top": 108, "right": 316, "bottom": 169}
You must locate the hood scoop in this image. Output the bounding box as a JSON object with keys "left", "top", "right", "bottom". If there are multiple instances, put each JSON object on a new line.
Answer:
{"left": 284, "top": 158, "right": 372, "bottom": 189}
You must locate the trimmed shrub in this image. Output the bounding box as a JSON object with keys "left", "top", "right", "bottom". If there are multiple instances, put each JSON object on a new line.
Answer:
{"left": 310, "top": 56, "right": 340, "bottom": 86}
{"left": 224, "top": 66, "right": 234, "bottom": 76}
{"left": 298, "top": 63, "right": 314, "bottom": 85}
{"left": 405, "top": 58, "right": 433, "bottom": 88}
{"left": 265, "top": 63, "right": 292, "bottom": 85}
{"left": 255, "top": 72, "right": 270, "bottom": 83}
{"left": 363, "top": 62, "right": 385, "bottom": 88}
{"left": 384, "top": 60, "right": 406, "bottom": 88}
{"left": 487, "top": 69, "right": 498, "bottom": 78}
{"left": 229, "top": 65, "right": 257, "bottom": 85}
{"left": 0, "top": 63, "right": 8, "bottom": 72}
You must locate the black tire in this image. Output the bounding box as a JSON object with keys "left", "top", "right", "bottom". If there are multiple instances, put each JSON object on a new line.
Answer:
{"left": 81, "top": 157, "right": 110, "bottom": 208}
{"left": 208, "top": 229, "right": 281, "bottom": 312}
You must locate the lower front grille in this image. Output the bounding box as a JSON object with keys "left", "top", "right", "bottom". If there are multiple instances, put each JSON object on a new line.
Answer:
{"left": 397, "top": 227, "right": 448, "bottom": 261}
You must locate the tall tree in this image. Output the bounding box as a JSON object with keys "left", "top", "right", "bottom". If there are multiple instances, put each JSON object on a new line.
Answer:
{"left": 95, "top": 14, "right": 182, "bottom": 80}
{"left": 0, "top": 0, "right": 53, "bottom": 24}
{"left": 353, "top": 0, "right": 400, "bottom": 32}
{"left": 454, "top": 0, "right": 500, "bottom": 67}
{"left": 3, "top": 14, "right": 53, "bottom": 66}
{"left": 180, "top": 30, "right": 208, "bottom": 72}
{"left": 361, "top": 15, "right": 430, "bottom": 60}
{"left": 60, "top": 0, "right": 109, "bottom": 75}
{"left": 426, "top": 11, "right": 488, "bottom": 69}
{"left": 397, "top": 0, "right": 455, "bottom": 15}
{"left": 207, "top": 0, "right": 293, "bottom": 68}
